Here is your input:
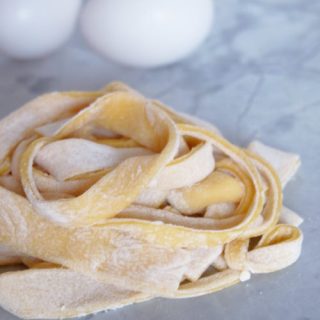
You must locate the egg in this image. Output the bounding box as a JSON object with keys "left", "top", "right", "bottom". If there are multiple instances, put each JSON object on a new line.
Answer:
{"left": 81, "top": 0, "right": 214, "bottom": 67}
{"left": 0, "top": 0, "right": 81, "bottom": 59}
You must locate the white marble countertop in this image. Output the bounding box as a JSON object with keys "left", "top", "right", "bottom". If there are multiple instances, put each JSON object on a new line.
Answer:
{"left": 0, "top": 1, "right": 319, "bottom": 319}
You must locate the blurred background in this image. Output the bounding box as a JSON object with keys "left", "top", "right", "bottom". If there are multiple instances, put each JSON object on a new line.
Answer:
{"left": 0, "top": 1, "right": 320, "bottom": 319}
{"left": 0, "top": 1, "right": 319, "bottom": 143}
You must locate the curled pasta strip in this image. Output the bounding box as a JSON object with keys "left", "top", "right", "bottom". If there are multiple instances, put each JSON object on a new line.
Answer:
{"left": 225, "top": 224, "right": 302, "bottom": 274}
{"left": 0, "top": 82, "right": 303, "bottom": 319}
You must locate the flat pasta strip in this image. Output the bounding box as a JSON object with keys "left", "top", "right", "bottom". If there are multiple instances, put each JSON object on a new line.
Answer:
{"left": 0, "top": 91, "right": 102, "bottom": 164}
{"left": 0, "top": 175, "right": 24, "bottom": 195}
{"left": 183, "top": 247, "right": 223, "bottom": 281}
{"left": 150, "top": 142, "right": 215, "bottom": 190}
{"left": 279, "top": 206, "right": 303, "bottom": 227}
{"left": 205, "top": 202, "right": 237, "bottom": 219}
{"left": 224, "top": 224, "right": 302, "bottom": 274}
{"left": 0, "top": 268, "right": 150, "bottom": 319}
{"left": 246, "top": 224, "right": 303, "bottom": 273}
{"left": 247, "top": 140, "right": 301, "bottom": 187}
{"left": 35, "top": 138, "right": 152, "bottom": 181}
{"left": 0, "top": 245, "right": 22, "bottom": 266}
{"left": 34, "top": 117, "right": 72, "bottom": 137}
{"left": 0, "top": 157, "right": 10, "bottom": 176}
{"left": 168, "top": 171, "right": 244, "bottom": 215}
{"left": 175, "top": 269, "right": 241, "bottom": 298}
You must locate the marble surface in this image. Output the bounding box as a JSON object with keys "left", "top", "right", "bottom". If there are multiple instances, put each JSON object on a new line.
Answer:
{"left": 0, "top": 0, "right": 319, "bottom": 319}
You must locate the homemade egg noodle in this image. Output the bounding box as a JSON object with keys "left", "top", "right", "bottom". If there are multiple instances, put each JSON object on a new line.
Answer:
{"left": 0, "top": 82, "right": 303, "bottom": 319}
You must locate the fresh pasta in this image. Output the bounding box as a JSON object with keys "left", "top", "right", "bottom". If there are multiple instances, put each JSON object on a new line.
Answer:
{"left": 0, "top": 82, "right": 303, "bottom": 319}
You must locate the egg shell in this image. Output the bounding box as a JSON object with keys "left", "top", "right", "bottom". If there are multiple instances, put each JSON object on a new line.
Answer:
{"left": 81, "top": 0, "right": 214, "bottom": 67}
{"left": 0, "top": 0, "right": 81, "bottom": 59}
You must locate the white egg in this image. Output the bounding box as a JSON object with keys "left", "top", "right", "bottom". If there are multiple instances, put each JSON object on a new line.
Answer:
{"left": 0, "top": 0, "right": 81, "bottom": 59}
{"left": 81, "top": 0, "right": 214, "bottom": 67}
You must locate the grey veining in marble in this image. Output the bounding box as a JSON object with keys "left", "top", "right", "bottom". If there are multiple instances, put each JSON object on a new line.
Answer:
{"left": 0, "top": 1, "right": 319, "bottom": 319}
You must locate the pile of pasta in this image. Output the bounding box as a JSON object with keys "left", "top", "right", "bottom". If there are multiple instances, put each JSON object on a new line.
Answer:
{"left": 0, "top": 82, "right": 303, "bottom": 319}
